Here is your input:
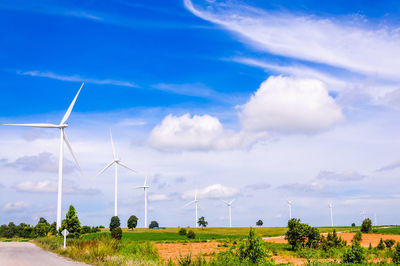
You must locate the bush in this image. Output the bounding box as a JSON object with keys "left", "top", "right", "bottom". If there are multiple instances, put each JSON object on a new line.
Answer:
{"left": 384, "top": 239, "right": 396, "bottom": 249}
{"left": 352, "top": 231, "right": 362, "bottom": 244}
{"left": 285, "top": 218, "right": 320, "bottom": 250}
{"left": 393, "top": 242, "right": 400, "bottom": 263}
{"left": 236, "top": 227, "right": 271, "bottom": 264}
{"left": 377, "top": 238, "right": 385, "bottom": 250}
{"left": 187, "top": 230, "right": 196, "bottom": 239}
{"left": 149, "top": 221, "right": 159, "bottom": 229}
{"left": 361, "top": 218, "right": 372, "bottom": 233}
{"left": 342, "top": 241, "right": 365, "bottom": 263}
{"left": 111, "top": 227, "right": 122, "bottom": 240}
{"left": 127, "top": 215, "right": 138, "bottom": 230}
{"left": 256, "top": 220, "right": 263, "bottom": 226}
{"left": 35, "top": 222, "right": 50, "bottom": 237}
{"left": 109, "top": 216, "right": 120, "bottom": 232}
{"left": 80, "top": 226, "right": 91, "bottom": 234}
{"left": 179, "top": 228, "right": 187, "bottom": 236}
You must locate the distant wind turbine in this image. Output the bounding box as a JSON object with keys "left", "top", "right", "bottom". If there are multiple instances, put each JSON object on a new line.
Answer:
{"left": 97, "top": 129, "right": 137, "bottom": 217}
{"left": 136, "top": 176, "right": 150, "bottom": 228}
{"left": 184, "top": 190, "right": 199, "bottom": 227}
{"left": 361, "top": 209, "right": 366, "bottom": 221}
{"left": 328, "top": 202, "right": 334, "bottom": 227}
{"left": 4, "top": 83, "right": 84, "bottom": 230}
{"left": 286, "top": 200, "right": 293, "bottom": 220}
{"left": 222, "top": 199, "right": 235, "bottom": 228}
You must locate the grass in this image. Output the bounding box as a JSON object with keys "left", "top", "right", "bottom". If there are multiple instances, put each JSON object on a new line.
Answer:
{"left": 374, "top": 226, "right": 400, "bottom": 235}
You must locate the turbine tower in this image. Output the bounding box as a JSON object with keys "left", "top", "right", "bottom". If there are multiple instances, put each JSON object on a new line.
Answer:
{"left": 98, "top": 129, "right": 137, "bottom": 217}
{"left": 286, "top": 200, "right": 293, "bottom": 220}
{"left": 5, "top": 83, "right": 84, "bottom": 230}
{"left": 222, "top": 199, "right": 235, "bottom": 228}
{"left": 184, "top": 190, "right": 199, "bottom": 227}
{"left": 328, "top": 202, "right": 334, "bottom": 227}
{"left": 361, "top": 209, "right": 366, "bottom": 221}
{"left": 136, "top": 176, "right": 150, "bottom": 228}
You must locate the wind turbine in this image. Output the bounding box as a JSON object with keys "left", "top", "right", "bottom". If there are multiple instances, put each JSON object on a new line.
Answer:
{"left": 184, "top": 190, "right": 199, "bottom": 227}
{"left": 136, "top": 176, "right": 150, "bottom": 228}
{"left": 328, "top": 202, "right": 334, "bottom": 227}
{"left": 286, "top": 200, "right": 293, "bottom": 220}
{"left": 361, "top": 209, "right": 366, "bottom": 221}
{"left": 97, "top": 129, "right": 137, "bottom": 217}
{"left": 4, "top": 83, "right": 84, "bottom": 230}
{"left": 222, "top": 199, "right": 235, "bottom": 228}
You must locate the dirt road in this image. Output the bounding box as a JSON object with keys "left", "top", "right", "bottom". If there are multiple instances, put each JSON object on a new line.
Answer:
{"left": 0, "top": 242, "right": 86, "bottom": 266}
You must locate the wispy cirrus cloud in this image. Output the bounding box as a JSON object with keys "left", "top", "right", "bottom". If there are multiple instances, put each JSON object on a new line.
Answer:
{"left": 316, "top": 170, "right": 366, "bottom": 182}
{"left": 376, "top": 160, "right": 400, "bottom": 172}
{"left": 13, "top": 180, "right": 100, "bottom": 195}
{"left": 2, "top": 201, "right": 30, "bottom": 212}
{"left": 16, "top": 70, "right": 139, "bottom": 88}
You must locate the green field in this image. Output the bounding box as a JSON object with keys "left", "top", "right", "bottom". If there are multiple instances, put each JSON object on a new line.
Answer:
{"left": 375, "top": 226, "right": 400, "bottom": 235}
{"left": 83, "top": 226, "right": 357, "bottom": 242}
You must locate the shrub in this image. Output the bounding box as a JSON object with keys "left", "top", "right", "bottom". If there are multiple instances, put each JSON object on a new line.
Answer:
{"left": 149, "top": 221, "right": 159, "bottom": 229}
{"left": 35, "top": 222, "right": 50, "bottom": 237}
{"left": 111, "top": 227, "right": 122, "bottom": 240}
{"left": 361, "top": 218, "right": 372, "bottom": 233}
{"left": 285, "top": 218, "right": 320, "bottom": 250}
{"left": 187, "top": 230, "right": 196, "bottom": 239}
{"left": 352, "top": 232, "right": 362, "bottom": 244}
{"left": 179, "top": 228, "right": 187, "bottom": 236}
{"left": 377, "top": 238, "right": 385, "bottom": 250}
{"left": 127, "top": 215, "right": 138, "bottom": 230}
{"left": 236, "top": 227, "right": 271, "bottom": 264}
{"left": 80, "top": 226, "right": 91, "bottom": 234}
{"left": 256, "top": 220, "right": 263, "bottom": 226}
{"left": 99, "top": 225, "right": 105, "bottom": 228}
{"left": 393, "top": 242, "right": 400, "bottom": 263}
{"left": 384, "top": 239, "right": 396, "bottom": 249}
{"left": 342, "top": 241, "right": 365, "bottom": 263}
{"left": 351, "top": 223, "right": 356, "bottom": 227}
{"left": 109, "top": 216, "right": 120, "bottom": 232}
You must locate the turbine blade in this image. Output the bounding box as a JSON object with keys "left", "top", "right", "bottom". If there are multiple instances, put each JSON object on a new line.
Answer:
{"left": 230, "top": 199, "right": 235, "bottom": 205}
{"left": 97, "top": 161, "right": 115, "bottom": 176}
{"left": 194, "top": 189, "right": 197, "bottom": 201}
{"left": 60, "top": 83, "right": 84, "bottom": 125}
{"left": 222, "top": 200, "right": 229, "bottom": 205}
{"left": 183, "top": 200, "right": 195, "bottom": 208}
{"left": 144, "top": 176, "right": 147, "bottom": 187}
{"left": 4, "top": 123, "right": 60, "bottom": 128}
{"left": 117, "top": 161, "right": 137, "bottom": 173}
{"left": 135, "top": 186, "right": 145, "bottom": 189}
{"left": 110, "top": 129, "right": 117, "bottom": 160}
{"left": 63, "top": 131, "right": 82, "bottom": 172}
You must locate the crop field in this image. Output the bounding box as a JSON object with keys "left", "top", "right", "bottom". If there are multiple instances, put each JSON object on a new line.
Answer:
{"left": 374, "top": 226, "right": 400, "bottom": 235}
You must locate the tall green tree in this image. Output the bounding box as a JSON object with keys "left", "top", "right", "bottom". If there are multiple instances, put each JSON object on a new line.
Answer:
{"left": 198, "top": 216, "right": 208, "bottom": 228}
{"left": 60, "top": 205, "right": 81, "bottom": 238}
{"left": 109, "top": 216, "right": 120, "bottom": 231}
{"left": 361, "top": 218, "right": 372, "bottom": 233}
{"left": 127, "top": 215, "right": 138, "bottom": 230}
{"left": 256, "top": 220, "right": 263, "bottom": 227}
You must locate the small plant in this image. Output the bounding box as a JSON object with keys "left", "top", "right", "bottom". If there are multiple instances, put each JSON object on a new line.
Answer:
{"left": 342, "top": 241, "right": 365, "bottom": 263}
{"left": 384, "top": 239, "right": 396, "bottom": 249}
{"left": 377, "top": 238, "right": 385, "bottom": 250}
{"left": 256, "top": 220, "right": 263, "bottom": 227}
{"left": 187, "top": 230, "right": 195, "bottom": 239}
{"left": 361, "top": 218, "right": 372, "bottom": 233}
{"left": 111, "top": 227, "right": 122, "bottom": 240}
{"left": 178, "top": 228, "right": 187, "bottom": 236}
{"left": 109, "top": 216, "right": 120, "bottom": 232}
{"left": 393, "top": 242, "right": 400, "bottom": 263}
{"left": 149, "top": 221, "right": 159, "bottom": 229}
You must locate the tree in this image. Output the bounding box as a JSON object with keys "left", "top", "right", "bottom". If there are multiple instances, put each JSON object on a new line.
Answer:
{"left": 377, "top": 238, "right": 385, "bottom": 250}
{"left": 49, "top": 222, "right": 57, "bottom": 235}
{"left": 80, "top": 226, "right": 91, "bottom": 234}
{"left": 179, "top": 228, "right": 187, "bottom": 235}
{"left": 352, "top": 232, "right": 362, "bottom": 244}
{"left": 342, "top": 241, "right": 365, "bottom": 263}
{"left": 392, "top": 243, "right": 400, "bottom": 263}
{"left": 351, "top": 223, "right": 356, "bottom": 227}
{"left": 361, "top": 218, "right": 372, "bottom": 233}
{"left": 285, "top": 218, "right": 320, "bottom": 250}
{"left": 60, "top": 205, "right": 81, "bottom": 238}
{"left": 187, "top": 230, "right": 196, "bottom": 239}
{"left": 35, "top": 222, "right": 50, "bottom": 237}
{"left": 256, "top": 220, "right": 263, "bottom": 227}
{"left": 39, "top": 217, "right": 48, "bottom": 224}
{"left": 149, "top": 221, "right": 159, "bottom": 229}
{"left": 4, "top": 222, "right": 17, "bottom": 238}
{"left": 127, "top": 215, "right": 138, "bottom": 230}
{"left": 111, "top": 227, "right": 122, "bottom": 240}
{"left": 109, "top": 216, "right": 120, "bottom": 232}
{"left": 198, "top": 216, "right": 208, "bottom": 228}
{"left": 384, "top": 239, "right": 396, "bottom": 249}
{"left": 236, "top": 228, "right": 271, "bottom": 264}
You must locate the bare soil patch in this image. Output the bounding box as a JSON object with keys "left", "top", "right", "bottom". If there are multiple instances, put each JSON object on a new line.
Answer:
{"left": 264, "top": 233, "right": 400, "bottom": 248}
{"left": 154, "top": 242, "right": 227, "bottom": 262}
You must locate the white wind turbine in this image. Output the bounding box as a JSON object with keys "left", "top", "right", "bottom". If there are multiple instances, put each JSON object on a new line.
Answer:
{"left": 97, "top": 129, "right": 137, "bottom": 217}
{"left": 184, "top": 190, "right": 199, "bottom": 227}
{"left": 4, "top": 83, "right": 84, "bottom": 230}
{"left": 328, "top": 202, "right": 334, "bottom": 227}
{"left": 222, "top": 199, "right": 235, "bottom": 228}
{"left": 286, "top": 200, "right": 293, "bottom": 220}
{"left": 136, "top": 176, "right": 150, "bottom": 228}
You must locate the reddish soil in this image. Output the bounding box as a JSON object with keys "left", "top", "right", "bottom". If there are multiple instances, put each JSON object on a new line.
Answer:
{"left": 264, "top": 233, "right": 400, "bottom": 248}
{"left": 154, "top": 242, "right": 227, "bottom": 262}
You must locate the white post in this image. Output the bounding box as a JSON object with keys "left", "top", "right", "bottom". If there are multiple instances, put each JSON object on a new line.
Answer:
{"left": 62, "top": 229, "right": 69, "bottom": 249}
{"left": 144, "top": 188, "right": 148, "bottom": 228}
{"left": 56, "top": 129, "right": 64, "bottom": 230}
{"left": 114, "top": 163, "right": 118, "bottom": 217}
{"left": 195, "top": 203, "right": 198, "bottom": 228}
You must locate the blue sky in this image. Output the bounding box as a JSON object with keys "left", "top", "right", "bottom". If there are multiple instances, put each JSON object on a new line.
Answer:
{"left": 1, "top": 0, "right": 400, "bottom": 228}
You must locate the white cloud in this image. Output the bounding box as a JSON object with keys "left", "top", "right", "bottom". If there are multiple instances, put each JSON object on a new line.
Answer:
{"left": 13, "top": 180, "right": 100, "bottom": 195}
{"left": 148, "top": 194, "right": 170, "bottom": 201}
{"left": 2, "top": 201, "right": 30, "bottom": 212}
{"left": 279, "top": 181, "right": 325, "bottom": 192}
{"left": 182, "top": 184, "right": 239, "bottom": 199}
{"left": 148, "top": 113, "right": 266, "bottom": 151}
{"left": 240, "top": 76, "right": 343, "bottom": 133}
{"left": 16, "top": 70, "right": 138, "bottom": 88}
{"left": 316, "top": 170, "right": 366, "bottom": 182}
{"left": 184, "top": 0, "right": 400, "bottom": 80}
